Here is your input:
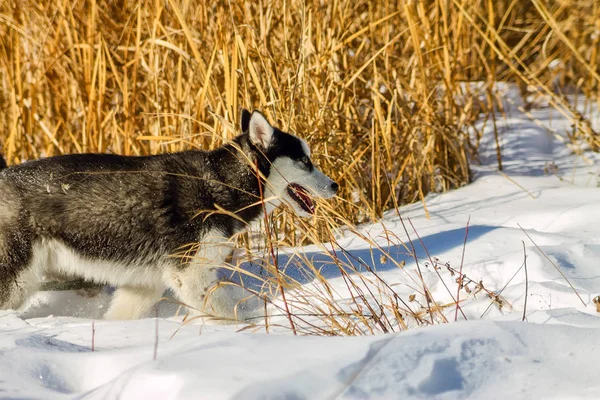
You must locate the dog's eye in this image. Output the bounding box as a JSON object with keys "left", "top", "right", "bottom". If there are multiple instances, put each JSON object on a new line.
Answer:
{"left": 301, "top": 156, "right": 312, "bottom": 169}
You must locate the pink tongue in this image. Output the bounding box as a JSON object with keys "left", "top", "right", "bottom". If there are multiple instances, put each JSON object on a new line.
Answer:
{"left": 290, "top": 184, "right": 314, "bottom": 212}
{"left": 298, "top": 190, "right": 311, "bottom": 205}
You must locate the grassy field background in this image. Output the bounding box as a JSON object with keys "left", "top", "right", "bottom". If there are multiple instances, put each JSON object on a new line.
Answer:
{"left": 0, "top": 0, "right": 599, "bottom": 236}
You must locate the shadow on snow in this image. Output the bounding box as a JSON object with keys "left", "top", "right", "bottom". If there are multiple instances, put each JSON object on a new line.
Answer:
{"left": 225, "top": 225, "right": 498, "bottom": 292}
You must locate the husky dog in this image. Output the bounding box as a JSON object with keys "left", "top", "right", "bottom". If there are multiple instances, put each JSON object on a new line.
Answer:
{"left": 0, "top": 110, "right": 338, "bottom": 320}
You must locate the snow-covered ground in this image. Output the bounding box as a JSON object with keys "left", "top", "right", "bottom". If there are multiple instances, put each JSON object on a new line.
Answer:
{"left": 1, "top": 85, "right": 600, "bottom": 399}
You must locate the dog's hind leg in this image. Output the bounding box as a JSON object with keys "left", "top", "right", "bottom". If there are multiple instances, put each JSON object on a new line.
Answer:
{"left": 0, "top": 266, "right": 41, "bottom": 311}
{"left": 0, "top": 239, "right": 41, "bottom": 312}
{"left": 0, "top": 187, "right": 43, "bottom": 311}
{"left": 0, "top": 188, "right": 40, "bottom": 311}
{"left": 104, "top": 285, "right": 165, "bottom": 320}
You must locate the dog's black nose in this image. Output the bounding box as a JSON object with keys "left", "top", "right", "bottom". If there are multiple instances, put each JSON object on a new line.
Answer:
{"left": 331, "top": 182, "right": 339, "bottom": 192}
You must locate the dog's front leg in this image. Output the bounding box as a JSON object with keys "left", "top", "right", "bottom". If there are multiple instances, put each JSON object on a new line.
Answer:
{"left": 165, "top": 230, "right": 251, "bottom": 322}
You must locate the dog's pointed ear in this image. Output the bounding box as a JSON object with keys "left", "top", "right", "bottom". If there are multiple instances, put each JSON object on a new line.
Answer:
{"left": 240, "top": 109, "right": 251, "bottom": 133}
{"left": 248, "top": 110, "right": 274, "bottom": 150}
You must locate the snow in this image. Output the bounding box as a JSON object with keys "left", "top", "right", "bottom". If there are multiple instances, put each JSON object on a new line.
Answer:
{"left": 2, "top": 317, "right": 600, "bottom": 399}
{"left": 1, "top": 84, "right": 600, "bottom": 399}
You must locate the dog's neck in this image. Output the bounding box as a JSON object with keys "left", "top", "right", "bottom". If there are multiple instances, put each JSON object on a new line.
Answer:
{"left": 207, "top": 137, "right": 277, "bottom": 229}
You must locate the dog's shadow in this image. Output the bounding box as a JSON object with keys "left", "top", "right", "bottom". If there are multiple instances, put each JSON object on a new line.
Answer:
{"left": 226, "top": 225, "right": 496, "bottom": 295}
{"left": 21, "top": 225, "right": 496, "bottom": 320}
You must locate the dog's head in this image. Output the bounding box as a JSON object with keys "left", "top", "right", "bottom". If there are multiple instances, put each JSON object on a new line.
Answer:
{"left": 240, "top": 109, "right": 338, "bottom": 217}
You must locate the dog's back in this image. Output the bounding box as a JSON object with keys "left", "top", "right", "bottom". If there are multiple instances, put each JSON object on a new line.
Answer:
{"left": 0, "top": 153, "right": 202, "bottom": 261}
{"left": 2, "top": 153, "right": 202, "bottom": 261}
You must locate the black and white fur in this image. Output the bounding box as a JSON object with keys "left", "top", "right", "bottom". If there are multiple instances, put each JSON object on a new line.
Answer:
{"left": 0, "top": 110, "right": 338, "bottom": 320}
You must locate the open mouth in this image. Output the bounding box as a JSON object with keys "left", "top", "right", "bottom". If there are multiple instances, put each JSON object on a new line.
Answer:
{"left": 286, "top": 183, "right": 315, "bottom": 214}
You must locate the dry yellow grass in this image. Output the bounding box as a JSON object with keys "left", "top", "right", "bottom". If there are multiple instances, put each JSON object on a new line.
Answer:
{"left": 1, "top": 0, "right": 598, "bottom": 230}
{"left": 1, "top": 0, "right": 599, "bottom": 334}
